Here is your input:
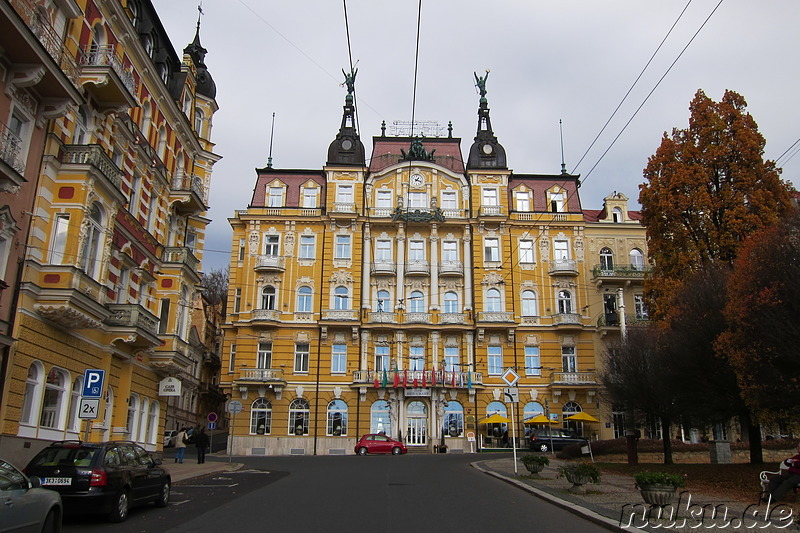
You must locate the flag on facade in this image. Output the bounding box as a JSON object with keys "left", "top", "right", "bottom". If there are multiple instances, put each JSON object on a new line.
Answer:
{"left": 374, "top": 375, "right": 380, "bottom": 388}
{"left": 430, "top": 369, "right": 436, "bottom": 387}
{"left": 422, "top": 371, "right": 427, "bottom": 388}
{"left": 382, "top": 369, "right": 388, "bottom": 388}
{"left": 467, "top": 371, "right": 472, "bottom": 389}
{"left": 393, "top": 370, "right": 400, "bottom": 388}
{"left": 403, "top": 370, "right": 408, "bottom": 388}
{"left": 451, "top": 370, "right": 457, "bottom": 387}
{"left": 413, "top": 376, "right": 419, "bottom": 388}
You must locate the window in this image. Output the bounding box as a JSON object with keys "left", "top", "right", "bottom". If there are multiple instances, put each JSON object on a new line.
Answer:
{"left": 238, "top": 238, "right": 246, "bottom": 261}
{"left": 443, "top": 401, "right": 464, "bottom": 437}
{"left": 442, "top": 241, "right": 458, "bottom": 262}
{"left": 228, "top": 343, "right": 236, "bottom": 372}
{"left": 376, "top": 190, "right": 392, "bottom": 208}
{"left": 21, "top": 362, "right": 44, "bottom": 426}
{"left": 81, "top": 203, "right": 104, "bottom": 278}
{"left": 371, "top": 400, "right": 391, "bottom": 434}
{"left": 331, "top": 344, "right": 346, "bottom": 374}
{"left": 519, "top": 239, "right": 535, "bottom": 263}
{"left": 302, "top": 188, "right": 318, "bottom": 208}
{"left": 630, "top": 248, "right": 644, "bottom": 270}
{"left": 9, "top": 107, "right": 33, "bottom": 167}
{"left": 487, "top": 346, "right": 503, "bottom": 375}
{"left": 482, "top": 188, "right": 498, "bottom": 206}
{"left": 185, "top": 230, "right": 197, "bottom": 252}
{"left": 444, "top": 346, "right": 459, "bottom": 372}
{"left": 376, "top": 290, "right": 390, "bottom": 313}
{"left": 326, "top": 400, "right": 348, "bottom": 436}
{"left": 335, "top": 235, "right": 351, "bottom": 259}
{"left": 409, "top": 240, "right": 425, "bottom": 261}
{"left": 297, "top": 286, "right": 312, "bottom": 312}
{"left": 521, "top": 290, "right": 537, "bottom": 316}
{"left": 294, "top": 343, "right": 310, "bottom": 373}
{"left": 336, "top": 184, "right": 353, "bottom": 204}
{"left": 146, "top": 192, "right": 157, "bottom": 231}
{"left": 600, "top": 247, "right": 614, "bottom": 271}
{"left": 408, "top": 192, "right": 427, "bottom": 208}
{"left": 524, "top": 346, "right": 541, "bottom": 376}
{"left": 289, "top": 398, "right": 310, "bottom": 435}
{"left": 116, "top": 268, "right": 130, "bottom": 304}
{"left": 233, "top": 288, "right": 242, "bottom": 313}
{"left": 267, "top": 186, "right": 283, "bottom": 207}
{"left": 177, "top": 287, "right": 189, "bottom": 340}
{"left": 553, "top": 240, "right": 570, "bottom": 263}
{"left": 635, "top": 294, "right": 648, "bottom": 320}
{"left": 562, "top": 346, "right": 577, "bottom": 373}
{"left": 40, "top": 367, "right": 67, "bottom": 429}
{"left": 409, "top": 290, "right": 425, "bottom": 313}
{"left": 299, "top": 236, "right": 315, "bottom": 259}
{"left": 264, "top": 235, "right": 279, "bottom": 256}
{"left": 375, "top": 240, "right": 392, "bottom": 261}
{"left": 194, "top": 109, "right": 203, "bottom": 134}
{"left": 158, "top": 298, "right": 170, "bottom": 334}
{"left": 612, "top": 207, "right": 623, "bottom": 223}
{"left": 257, "top": 342, "right": 272, "bottom": 369}
{"left": 261, "top": 286, "right": 276, "bottom": 310}
{"left": 334, "top": 286, "right": 349, "bottom": 310}
{"left": 486, "top": 288, "right": 502, "bottom": 312}
{"left": 550, "top": 191, "right": 565, "bottom": 212}
{"left": 409, "top": 346, "right": 424, "bottom": 371}
{"left": 73, "top": 107, "right": 90, "bottom": 144}
{"left": 251, "top": 398, "right": 271, "bottom": 434}
{"left": 441, "top": 191, "right": 457, "bottom": 209}
{"left": 126, "top": 394, "right": 139, "bottom": 441}
{"left": 50, "top": 213, "right": 70, "bottom": 265}
{"left": 443, "top": 292, "right": 459, "bottom": 314}
{"left": 557, "top": 290, "right": 573, "bottom": 314}
{"left": 515, "top": 191, "right": 531, "bottom": 211}
{"left": 67, "top": 376, "right": 84, "bottom": 432}
{"left": 484, "top": 238, "right": 500, "bottom": 262}
{"left": 375, "top": 346, "right": 389, "bottom": 372}
{"left": 146, "top": 401, "right": 159, "bottom": 445}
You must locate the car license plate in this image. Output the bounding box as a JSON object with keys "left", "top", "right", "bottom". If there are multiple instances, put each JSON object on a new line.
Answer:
{"left": 43, "top": 477, "right": 71, "bottom": 486}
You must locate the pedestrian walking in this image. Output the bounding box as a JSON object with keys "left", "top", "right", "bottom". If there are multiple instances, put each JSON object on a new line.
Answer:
{"left": 195, "top": 428, "right": 210, "bottom": 464}
{"left": 175, "top": 427, "right": 187, "bottom": 464}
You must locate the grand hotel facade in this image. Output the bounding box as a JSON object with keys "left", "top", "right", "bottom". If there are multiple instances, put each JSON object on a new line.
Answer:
{"left": 221, "top": 82, "right": 649, "bottom": 456}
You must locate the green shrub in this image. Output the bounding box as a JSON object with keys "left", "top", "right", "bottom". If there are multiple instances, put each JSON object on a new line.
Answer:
{"left": 633, "top": 471, "right": 686, "bottom": 488}
{"left": 557, "top": 462, "right": 601, "bottom": 483}
{"left": 521, "top": 454, "right": 549, "bottom": 467}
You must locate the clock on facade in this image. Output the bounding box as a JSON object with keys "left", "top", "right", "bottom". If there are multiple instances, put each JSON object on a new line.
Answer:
{"left": 410, "top": 173, "right": 424, "bottom": 187}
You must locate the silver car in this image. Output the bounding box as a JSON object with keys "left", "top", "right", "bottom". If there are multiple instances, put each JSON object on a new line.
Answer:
{"left": 0, "top": 458, "right": 62, "bottom": 533}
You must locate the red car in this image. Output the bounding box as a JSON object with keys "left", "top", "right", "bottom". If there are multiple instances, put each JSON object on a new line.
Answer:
{"left": 355, "top": 434, "right": 407, "bottom": 455}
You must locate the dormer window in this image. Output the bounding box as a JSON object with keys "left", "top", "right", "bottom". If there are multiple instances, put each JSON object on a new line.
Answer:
{"left": 612, "top": 207, "right": 623, "bottom": 223}
{"left": 550, "top": 191, "right": 565, "bottom": 213}
{"left": 267, "top": 186, "right": 284, "bottom": 207}
{"left": 302, "top": 188, "right": 318, "bottom": 208}
{"left": 515, "top": 191, "right": 530, "bottom": 211}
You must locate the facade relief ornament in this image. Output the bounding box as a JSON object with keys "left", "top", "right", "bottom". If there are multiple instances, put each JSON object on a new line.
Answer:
{"left": 481, "top": 272, "right": 504, "bottom": 285}
{"left": 248, "top": 231, "right": 259, "bottom": 254}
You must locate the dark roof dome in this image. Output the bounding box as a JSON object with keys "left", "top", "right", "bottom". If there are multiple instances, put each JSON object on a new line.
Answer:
{"left": 184, "top": 28, "right": 216, "bottom": 99}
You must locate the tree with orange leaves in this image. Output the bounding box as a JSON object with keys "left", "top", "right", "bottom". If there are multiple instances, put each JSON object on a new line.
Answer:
{"left": 639, "top": 89, "right": 794, "bottom": 322}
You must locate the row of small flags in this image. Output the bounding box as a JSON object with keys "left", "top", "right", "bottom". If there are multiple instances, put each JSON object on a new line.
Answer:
{"left": 373, "top": 369, "right": 472, "bottom": 389}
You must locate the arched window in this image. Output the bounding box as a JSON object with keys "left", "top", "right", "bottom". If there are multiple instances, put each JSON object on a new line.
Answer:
{"left": 67, "top": 375, "right": 84, "bottom": 433}
{"left": 443, "top": 291, "right": 459, "bottom": 314}
{"left": 409, "top": 290, "right": 425, "bottom": 313}
{"left": 486, "top": 288, "right": 502, "bottom": 312}
{"left": 485, "top": 401, "right": 507, "bottom": 439}
{"left": 523, "top": 402, "right": 545, "bottom": 437}
{"left": 102, "top": 388, "right": 114, "bottom": 441}
{"left": 521, "top": 290, "right": 537, "bottom": 316}
{"left": 443, "top": 401, "right": 464, "bottom": 437}
{"left": 334, "top": 286, "right": 349, "bottom": 310}
{"left": 261, "top": 286, "right": 276, "bottom": 310}
{"left": 600, "top": 247, "right": 614, "bottom": 272}
{"left": 376, "top": 290, "right": 390, "bottom": 313}
{"left": 147, "top": 400, "right": 159, "bottom": 445}
{"left": 177, "top": 285, "right": 189, "bottom": 340}
{"left": 21, "top": 362, "right": 44, "bottom": 426}
{"left": 157, "top": 126, "right": 167, "bottom": 161}
{"left": 251, "top": 398, "right": 271, "bottom": 435}
{"left": 73, "top": 107, "right": 90, "bottom": 144}
{"left": 370, "top": 400, "right": 391, "bottom": 435}
{"left": 40, "top": 367, "right": 68, "bottom": 429}
{"left": 81, "top": 202, "right": 104, "bottom": 278}
{"left": 194, "top": 109, "right": 203, "bottom": 134}
{"left": 137, "top": 398, "right": 149, "bottom": 444}
{"left": 289, "top": 398, "right": 310, "bottom": 435}
{"left": 296, "top": 286, "right": 312, "bottom": 312}
{"left": 127, "top": 393, "right": 140, "bottom": 441}
{"left": 326, "top": 399, "right": 348, "bottom": 436}
{"left": 612, "top": 207, "right": 623, "bottom": 223}
{"left": 562, "top": 401, "right": 584, "bottom": 435}
{"left": 630, "top": 248, "right": 644, "bottom": 270}
{"left": 557, "top": 290, "right": 573, "bottom": 314}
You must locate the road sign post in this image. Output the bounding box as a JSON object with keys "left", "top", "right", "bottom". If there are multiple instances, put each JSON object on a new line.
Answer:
{"left": 81, "top": 369, "right": 105, "bottom": 442}
{"left": 502, "top": 369, "right": 521, "bottom": 475}
{"left": 226, "top": 401, "right": 243, "bottom": 464}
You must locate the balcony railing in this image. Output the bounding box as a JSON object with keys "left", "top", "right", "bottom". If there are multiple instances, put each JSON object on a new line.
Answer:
{"left": 597, "top": 313, "right": 650, "bottom": 327}
{"left": 331, "top": 202, "right": 356, "bottom": 213}
{"left": 239, "top": 368, "right": 284, "bottom": 382}
{"left": 405, "top": 260, "right": 430, "bottom": 275}
{"left": 79, "top": 44, "right": 136, "bottom": 96}
{"left": 520, "top": 316, "right": 540, "bottom": 326}
{"left": 477, "top": 312, "right": 513, "bottom": 323}
{"left": 371, "top": 260, "right": 396, "bottom": 275}
{"left": 171, "top": 173, "right": 208, "bottom": 203}
{"left": 552, "top": 313, "right": 582, "bottom": 326}
{"left": 368, "top": 312, "right": 397, "bottom": 324}
{"left": 322, "top": 309, "right": 359, "bottom": 321}
{"left": 162, "top": 247, "right": 200, "bottom": 271}
{"left": 59, "top": 144, "right": 122, "bottom": 191}
{"left": 105, "top": 303, "right": 158, "bottom": 335}
{"left": 438, "top": 260, "right": 463, "bottom": 276}
{"left": 549, "top": 259, "right": 578, "bottom": 275}
{"left": 254, "top": 255, "right": 285, "bottom": 272}
{"left": 252, "top": 309, "right": 281, "bottom": 321}
{"left": 551, "top": 371, "right": 596, "bottom": 385}
{"left": 439, "top": 313, "right": 466, "bottom": 324}
{"left": 591, "top": 264, "right": 650, "bottom": 279}
{"left": 480, "top": 205, "right": 503, "bottom": 216}
{"left": 0, "top": 120, "right": 25, "bottom": 175}
{"left": 352, "top": 369, "right": 483, "bottom": 387}
{"left": 404, "top": 312, "right": 431, "bottom": 324}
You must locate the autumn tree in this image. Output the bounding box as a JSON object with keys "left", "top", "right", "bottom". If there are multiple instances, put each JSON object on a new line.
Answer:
{"left": 717, "top": 210, "right": 800, "bottom": 421}
{"left": 201, "top": 267, "right": 229, "bottom": 310}
{"left": 639, "top": 89, "right": 794, "bottom": 322}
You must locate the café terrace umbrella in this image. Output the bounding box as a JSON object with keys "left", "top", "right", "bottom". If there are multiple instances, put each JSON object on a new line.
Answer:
{"left": 524, "top": 414, "right": 558, "bottom": 425}
{"left": 565, "top": 411, "right": 599, "bottom": 460}
{"left": 478, "top": 413, "right": 510, "bottom": 424}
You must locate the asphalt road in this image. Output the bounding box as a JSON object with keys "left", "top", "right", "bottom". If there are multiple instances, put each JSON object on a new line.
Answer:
{"left": 63, "top": 453, "right": 612, "bottom": 533}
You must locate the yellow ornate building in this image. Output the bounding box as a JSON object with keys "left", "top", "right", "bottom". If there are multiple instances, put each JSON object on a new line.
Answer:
{"left": 222, "top": 79, "right": 648, "bottom": 455}
{"left": 0, "top": 0, "right": 220, "bottom": 464}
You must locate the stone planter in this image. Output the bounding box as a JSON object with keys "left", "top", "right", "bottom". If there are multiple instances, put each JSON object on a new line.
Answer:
{"left": 638, "top": 483, "right": 679, "bottom": 506}
{"left": 564, "top": 472, "right": 594, "bottom": 494}
{"left": 524, "top": 462, "right": 545, "bottom": 474}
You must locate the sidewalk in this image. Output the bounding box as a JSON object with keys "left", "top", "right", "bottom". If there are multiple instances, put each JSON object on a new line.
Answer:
{"left": 474, "top": 457, "right": 799, "bottom": 532}
{"left": 162, "top": 455, "right": 244, "bottom": 483}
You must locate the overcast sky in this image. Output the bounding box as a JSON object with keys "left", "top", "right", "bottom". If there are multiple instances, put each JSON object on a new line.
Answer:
{"left": 151, "top": 0, "right": 799, "bottom": 271}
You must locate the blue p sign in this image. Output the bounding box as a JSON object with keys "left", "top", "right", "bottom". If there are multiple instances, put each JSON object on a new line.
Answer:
{"left": 82, "top": 369, "right": 105, "bottom": 398}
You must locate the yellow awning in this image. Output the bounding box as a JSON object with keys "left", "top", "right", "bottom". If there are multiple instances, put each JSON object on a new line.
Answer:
{"left": 524, "top": 414, "right": 557, "bottom": 424}
{"left": 478, "top": 413, "right": 509, "bottom": 424}
{"left": 565, "top": 412, "right": 599, "bottom": 423}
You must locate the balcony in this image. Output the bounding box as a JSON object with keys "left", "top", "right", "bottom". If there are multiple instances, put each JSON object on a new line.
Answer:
{"left": 322, "top": 309, "right": 359, "bottom": 321}
{"left": 351, "top": 369, "right": 483, "bottom": 388}
{"left": 371, "top": 260, "right": 396, "bottom": 275}
{"left": 438, "top": 260, "right": 464, "bottom": 276}
{"left": 477, "top": 312, "right": 513, "bottom": 323}
{"left": 549, "top": 259, "right": 579, "bottom": 276}
{"left": 254, "top": 255, "right": 285, "bottom": 272}
{"left": 58, "top": 144, "right": 123, "bottom": 198}
{"left": 368, "top": 312, "right": 397, "bottom": 324}
{"left": 162, "top": 247, "right": 200, "bottom": 272}
{"left": 252, "top": 309, "right": 281, "bottom": 322}
{"left": 331, "top": 202, "right": 357, "bottom": 213}
{"left": 404, "top": 312, "right": 431, "bottom": 324}
{"left": 78, "top": 44, "right": 137, "bottom": 110}
{"left": 597, "top": 313, "right": 649, "bottom": 328}
{"left": 551, "top": 371, "right": 596, "bottom": 386}
{"left": 151, "top": 334, "right": 195, "bottom": 375}
{"left": 170, "top": 173, "right": 207, "bottom": 215}
{"left": 104, "top": 303, "right": 160, "bottom": 347}
{"left": 552, "top": 313, "right": 583, "bottom": 328}
{"left": 405, "top": 260, "right": 430, "bottom": 276}
{"left": 0, "top": 120, "right": 25, "bottom": 193}
{"left": 237, "top": 368, "right": 285, "bottom": 384}
{"left": 591, "top": 263, "right": 650, "bottom": 285}
{"left": 439, "top": 313, "right": 466, "bottom": 325}
{"left": 26, "top": 265, "right": 110, "bottom": 329}
{"left": 519, "top": 316, "right": 540, "bottom": 326}
{"left": 479, "top": 205, "right": 503, "bottom": 217}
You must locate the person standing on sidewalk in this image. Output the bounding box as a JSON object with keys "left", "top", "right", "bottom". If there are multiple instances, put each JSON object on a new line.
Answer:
{"left": 195, "top": 428, "right": 210, "bottom": 464}
{"left": 175, "top": 427, "right": 188, "bottom": 464}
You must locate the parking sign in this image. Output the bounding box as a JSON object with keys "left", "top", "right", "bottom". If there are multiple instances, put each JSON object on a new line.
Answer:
{"left": 82, "top": 369, "right": 105, "bottom": 398}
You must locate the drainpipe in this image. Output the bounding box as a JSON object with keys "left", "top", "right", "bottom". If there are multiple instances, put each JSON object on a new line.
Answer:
{"left": 312, "top": 223, "right": 328, "bottom": 456}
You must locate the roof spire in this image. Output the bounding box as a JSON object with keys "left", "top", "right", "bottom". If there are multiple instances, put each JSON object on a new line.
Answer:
{"left": 560, "top": 119, "right": 568, "bottom": 174}
{"left": 326, "top": 67, "right": 365, "bottom": 166}
{"left": 467, "top": 69, "right": 506, "bottom": 170}
{"left": 267, "top": 112, "right": 276, "bottom": 169}
{"left": 196, "top": 2, "right": 203, "bottom": 35}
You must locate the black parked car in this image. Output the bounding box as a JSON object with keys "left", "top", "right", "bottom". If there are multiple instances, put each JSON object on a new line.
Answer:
{"left": 529, "top": 427, "right": 588, "bottom": 453}
{"left": 24, "top": 441, "right": 170, "bottom": 523}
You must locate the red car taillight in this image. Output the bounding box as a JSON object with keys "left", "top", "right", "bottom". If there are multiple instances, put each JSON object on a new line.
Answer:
{"left": 90, "top": 468, "right": 107, "bottom": 486}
